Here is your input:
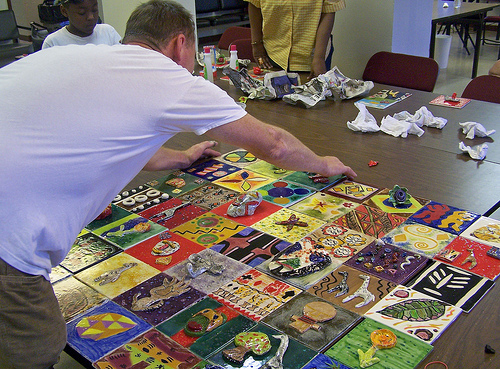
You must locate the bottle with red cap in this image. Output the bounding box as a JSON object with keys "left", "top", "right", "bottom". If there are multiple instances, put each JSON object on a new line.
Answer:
{"left": 229, "top": 44, "right": 239, "bottom": 71}
{"left": 203, "top": 46, "right": 215, "bottom": 82}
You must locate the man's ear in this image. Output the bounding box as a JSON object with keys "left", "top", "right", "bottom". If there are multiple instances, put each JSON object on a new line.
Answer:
{"left": 166, "top": 34, "right": 187, "bottom": 64}
{"left": 60, "top": 4, "right": 69, "bottom": 18}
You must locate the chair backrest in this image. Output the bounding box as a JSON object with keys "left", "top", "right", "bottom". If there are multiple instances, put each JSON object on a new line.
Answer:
{"left": 362, "top": 51, "right": 439, "bottom": 92}
{"left": 462, "top": 75, "right": 500, "bottom": 104}
{"left": 0, "top": 10, "right": 21, "bottom": 43}
{"left": 217, "top": 26, "right": 251, "bottom": 50}
{"left": 229, "top": 38, "right": 254, "bottom": 61}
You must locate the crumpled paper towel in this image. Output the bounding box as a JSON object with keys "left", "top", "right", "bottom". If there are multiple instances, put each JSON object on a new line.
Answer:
{"left": 459, "top": 141, "right": 488, "bottom": 160}
{"left": 459, "top": 122, "right": 496, "bottom": 139}
{"left": 393, "top": 106, "right": 447, "bottom": 129}
{"left": 380, "top": 115, "right": 425, "bottom": 138}
{"left": 347, "top": 102, "right": 380, "bottom": 132}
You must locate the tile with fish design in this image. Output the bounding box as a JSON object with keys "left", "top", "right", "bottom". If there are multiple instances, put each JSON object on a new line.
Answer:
{"left": 433, "top": 236, "right": 500, "bottom": 280}
{"left": 216, "top": 149, "right": 260, "bottom": 167}
{"left": 407, "top": 261, "right": 495, "bottom": 313}
{"left": 211, "top": 227, "right": 291, "bottom": 268}
{"left": 112, "top": 272, "right": 205, "bottom": 326}
{"left": 289, "top": 192, "right": 358, "bottom": 222}
{"left": 177, "top": 183, "right": 239, "bottom": 210}
{"left": 165, "top": 249, "right": 252, "bottom": 295}
{"left": 324, "top": 318, "right": 432, "bottom": 369}
{"left": 325, "top": 180, "right": 380, "bottom": 202}
{"left": 344, "top": 241, "right": 429, "bottom": 285}
{"left": 75, "top": 253, "right": 159, "bottom": 299}
{"left": 460, "top": 216, "right": 500, "bottom": 249}
{"left": 66, "top": 300, "right": 152, "bottom": 363}
{"left": 256, "top": 180, "right": 315, "bottom": 207}
{"left": 245, "top": 160, "right": 295, "bottom": 179}
{"left": 157, "top": 297, "right": 256, "bottom": 358}
{"left": 93, "top": 213, "right": 166, "bottom": 249}
{"left": 261, "top": 292, "right": 361, "bottom": 351}
{"left": 213, "top": 169, "right": 273, "bottom": 193}
{"left": 251, "top": 208, "right": 325, "bottom": 244}
{"left": 183, "top": 158, "right": 240, "bottom": 181}
{"left": 332, "top": 205, "right": 406, "bottom": 239}
{"left": 172, "top": 212, "right": 247, "bottom": 247}
{"left": 85, "top": 204, "right": 132, "bottom": 231}
{"left": 382, "top": 220, "right": 456, "bottom": 258}
{"left": 209, "top": 268, "right": 301, "bottom": 322}
{"left": 408, "top": 201, "right": 481, "bottom": 235}
{"left": 364, "top": 285, "right": 462, "bottom": 344}
{"left": 60, "top": 232, "right": 121, "bottom": 273}
{"left": 125, "top": 230, "right": 205, "bottom": 271}
{"left": 363, "top": 188, "right": 429, "bottom": 218}
{"left": 138, "top": 197, "right": 207, "bottom": 228}
{"left": 148, "top": 170, "right": 207, "bottom": 197}
{"left": 282, "top": 172, "right": 345, "bottom": 191}
{"left": 206, "top": 323, "right": 317, "bottom": 369}
{"left": 210, "top": 198, "right": 282, "bottom": 226}
{"left": 53, "top": 276, "right": 107, "bottom": 322}
{"left": 307, "top": 265, "right": 397, "bottom": 315}
{"left": 93, "top": 329, "right": 202, "bottom": 369}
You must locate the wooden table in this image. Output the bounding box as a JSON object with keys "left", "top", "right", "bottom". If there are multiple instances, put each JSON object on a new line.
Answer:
{"left": 127, "top": 79, "right": 500, "bottom": 369}
{"left": 431, "top": 0, "right": 500, "bottom": 78}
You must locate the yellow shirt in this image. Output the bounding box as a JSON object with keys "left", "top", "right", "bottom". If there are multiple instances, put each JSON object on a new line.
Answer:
{"left": 245, "top": 0, "right": 346, "bottom": 71}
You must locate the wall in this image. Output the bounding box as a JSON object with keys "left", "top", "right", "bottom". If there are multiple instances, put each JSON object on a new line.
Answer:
{"left": 1, "top": 0, "right": 8, "bottom": 10}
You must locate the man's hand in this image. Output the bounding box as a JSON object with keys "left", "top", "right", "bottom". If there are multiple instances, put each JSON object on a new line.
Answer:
{"left": 180, "top": 140, "right": 221, "bottom": 169}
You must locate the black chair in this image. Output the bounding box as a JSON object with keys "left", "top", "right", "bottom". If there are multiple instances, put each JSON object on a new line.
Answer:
{"left": 362, "top": 51, "right": 440, "bottom": 92}
{"left": 0, "top": 10, "right": 32, "bottom": 60}
{"left": 462, "top": 75, "right": 500, "bottom": 104}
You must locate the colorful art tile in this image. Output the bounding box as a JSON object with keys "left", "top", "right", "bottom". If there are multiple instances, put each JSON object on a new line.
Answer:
{"left": 112, "top": 272, "right": 205, "bottom": 326}
{"left": 409, "top": 201, "right": 481, "bottom": 235}
{"left": 382, "top": 220, "right": 456, "bottom": 258}
{"left": 50, "top": 265, "right": 72, "bottom": 284}
{"left": 251, "top": 208, "right": 326, "bottom": 243}
{"left": 282, "top": 171, "right": 345, "bottom": 191}
{"left": 53, "top": 276, "right": 107, "bottom": 322}
{"left": 290, "top": 192, "right": 357, "bottom": 222}
{"left": 60, "top": 233, "right": 121, "bottom": 273}
{"left": 177, "top": 183, "right": 239, "bottom": 210}
{"left": 332, "top": 205, "right": 406, "bottom": 238}
{"left": 209, "top": 268, "right": 301, "bottom": 321}
{"left": 216, "top": 149, "right": 260, "bottom": 167}
{"left": 138, "top": 198, "right": 207, "bottom": 229}
{"left": 261, "top": 292, "right": 362, "bottom": 351}
{"left": 93, "top": 214, "right": 167, "bottom": 249}
{"left": 75, "top": 253, "right": 159, "bottom": 299}
{"left": 94, "top": 329, "right": 202, "bottom": 369}
{"left": 148, "top": 170, "right": 207, "bottom": 197}
{"left": 302, "top": 354, "right": 354, "bottom": 369}
{"left": 165, "top": 249, "right": 252, "bottom": 295}
{"left": 211, "top": 227, "right": 291, "bottom": 268}
{"left": 245, "top": 160, "right": 295, "bottom": 179}
{"left": 125, "top": 230, "right": 205, "bottom": 271}
{"left": 213, "top": 169, "right": 273, "bottom": 192}
{"left": 365, "top": 285, "right": 462, "bottom": 344}
{"left": 66, "top": 300, "right": 151, "bottom": 363}
{"left": 210, "top": 199, "right": 282, "bottom": 226}
{"left": 114, "top": 187, "right": 171, "bottom": 213}
{"left": 157, "top": 297, "right": 256, "bottom": 358}
{"left": 324, "top": 318, "right": 432, "bottom": 369}
{"left": 172, "top": 212, "right": 247, "bottom": 247}
{"left": 85, "top": 204, "right": 132, "bottom": 231}
{"left": 112, "top": 184, "right": 152, "bottom": 204}
{"left": 183, "top": 159, "right": 241, "bottom": 181}
{"left": 344, "top": 241, "right": 429, "bottom": 285}
{"left": 307, "top": 265, "right": 397, "bottom": 315}
{"left": 407, "top": 261, "right": 495, "bottom": 313}
{"left": 363, "top": 188, "right": 429, "bottom": 218}
{"left": 206, "top": 323, "right": 317, "bottom": 369}
{"left": 326, "top": 181, "right": 380, "bottom": 202}
{"left": 460, "top": 216, "right": 500, "bottom": 249}
{"left": 434, "top": 236, "right": 500, "bottom": 280}
{"left": 256, "top": 180, "right": 314, "bottom": 207}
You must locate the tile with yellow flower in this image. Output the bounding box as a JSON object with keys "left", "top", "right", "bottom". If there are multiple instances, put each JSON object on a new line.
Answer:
{"left": 290, "top": 192, "right": 358, "bottom": 221}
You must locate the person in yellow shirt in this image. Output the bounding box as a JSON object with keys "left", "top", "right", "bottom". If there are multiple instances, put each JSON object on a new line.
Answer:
{"left": 245, "top": 0, "right": 345, "bottom": 80}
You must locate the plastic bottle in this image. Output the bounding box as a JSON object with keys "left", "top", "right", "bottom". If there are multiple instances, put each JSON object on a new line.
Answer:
{"left": 454, "top": 0, "right": 461, "bottom": 8}
{"left": 203, "top": 46, "right": 214, "bottom": 83}
{"left": 229, "top": 44, "right": 239, "bottom": 71}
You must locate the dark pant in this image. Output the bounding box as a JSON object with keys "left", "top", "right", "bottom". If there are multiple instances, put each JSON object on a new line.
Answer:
{"left": 0, "top": 258, "right": 66, "bottom": 369}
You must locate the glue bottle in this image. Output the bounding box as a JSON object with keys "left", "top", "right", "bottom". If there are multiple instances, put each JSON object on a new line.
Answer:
{"left": 203, "top": 46, "right": 214, "bottom": 83}
{"left": 229, "top": 44, "right": 239, "bottom": 71}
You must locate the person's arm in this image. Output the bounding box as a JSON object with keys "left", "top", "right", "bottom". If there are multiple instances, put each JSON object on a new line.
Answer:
{"left": 248, "top": 3, "right": 273, "bottom": 69}
{"left": 142, "top": 141, "right": 220, "bottom": 171}
{"left": 309, "top": 12, "right": 335, "bottom": 79}
{"left": 205, "top": 114, "right": 357, "bottom": 179}
{"left": 488, "top": 60, "right": 500, "bottom": 77}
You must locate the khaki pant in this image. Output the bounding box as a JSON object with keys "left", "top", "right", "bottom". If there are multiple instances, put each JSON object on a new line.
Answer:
{"left": 0, "top": 258, "right": 66, "bottom": 369}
